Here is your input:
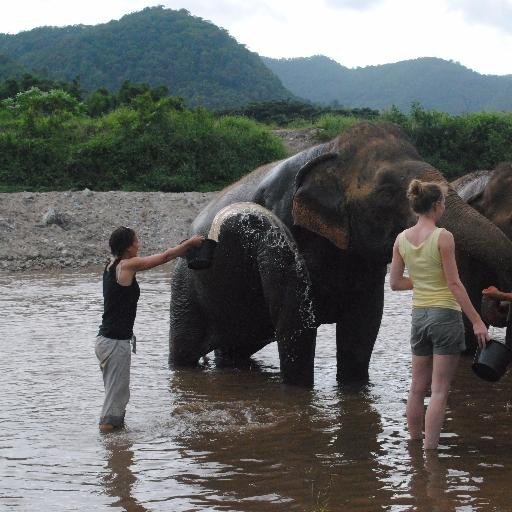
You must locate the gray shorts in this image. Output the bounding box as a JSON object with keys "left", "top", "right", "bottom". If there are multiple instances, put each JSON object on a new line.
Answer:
{"left": 410, "top": 307, "right": 466, "bottom": 356}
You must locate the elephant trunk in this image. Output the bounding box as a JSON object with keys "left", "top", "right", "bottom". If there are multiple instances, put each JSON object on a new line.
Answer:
{"left": 419, "top": 167, "right": 512, "bottom": 291}
{"left": 443, "top": 189, "right": 512, "bottom": 291}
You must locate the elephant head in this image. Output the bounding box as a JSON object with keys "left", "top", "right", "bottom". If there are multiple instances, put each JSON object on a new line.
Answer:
{"left": 291, "top": 122, "right": 512, "bottom": 290}
{"left": 452, "top": 163, "right": 512, "bottom": 329}
{"left": 468, "top": 163, "right": 512, "bottom": 240}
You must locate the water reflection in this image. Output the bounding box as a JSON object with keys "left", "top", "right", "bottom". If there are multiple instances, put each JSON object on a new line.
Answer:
{"left": 102, "top": 435, "right": 149, "bottom": 512}
{"left": 167, "top": 370, "right": 394, "bottom": 511}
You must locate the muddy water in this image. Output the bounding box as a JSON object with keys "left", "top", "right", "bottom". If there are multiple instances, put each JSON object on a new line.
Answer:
{"left": 1, "top": 271, "right": 511, "bottom": 512}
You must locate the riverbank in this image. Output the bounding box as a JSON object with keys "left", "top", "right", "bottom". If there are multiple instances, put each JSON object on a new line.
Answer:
{"left": 0, "top": 191, "right": 217, "bottom": 272}
{"left": 0, "top": 128, "right": 320, "bottom": 272}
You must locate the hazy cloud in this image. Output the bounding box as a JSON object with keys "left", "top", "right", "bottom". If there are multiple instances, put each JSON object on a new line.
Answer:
{"left": 164, "top": 0, "right": 286, "bottom": 24}
{"left": 324, "top": 0, "right": 383, "bottom": 9}
{"left": 448, "top": 0, "right": 512, "bottom": 33}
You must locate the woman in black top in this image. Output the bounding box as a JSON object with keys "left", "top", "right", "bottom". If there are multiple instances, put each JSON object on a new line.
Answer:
{"left": 96, "top": 226, "right": 203, "bottom": 432}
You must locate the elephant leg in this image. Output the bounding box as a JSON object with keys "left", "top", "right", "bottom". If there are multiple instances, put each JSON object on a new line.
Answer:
{"left": 276, "top": 328, "right": 317, "bottom": 386}
{"left": 257, "top": 245, "right": 317, "bottom": 386}
{"left": 336, "top": 268, "right": 386, "bottom": 383}
{"left": 169, "top": 263, "right": 211, "bottom": 367}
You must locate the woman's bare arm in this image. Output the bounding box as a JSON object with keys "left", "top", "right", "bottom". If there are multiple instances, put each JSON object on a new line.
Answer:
{"left": 438, "top": 229, "right": 489, "bottom": 346}
{"left": 389, "top": 236, "right": 413, "bottom": 291}
{"left": 120, "top": 235, "right": 204, "bottom": 278}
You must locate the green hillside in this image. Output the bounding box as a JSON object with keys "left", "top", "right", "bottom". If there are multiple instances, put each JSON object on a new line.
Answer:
{"left": 0, "top": 6, "right": 291, "bottom": 109}
{"left": 263, "top": 56, "right": 512, "bottom": 114}
{"left": 0, "top": 53, "right": 26, "bottom": 81}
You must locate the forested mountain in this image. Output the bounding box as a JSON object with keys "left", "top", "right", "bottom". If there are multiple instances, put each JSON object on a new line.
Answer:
{"left": 0, "top": 6, "right": 291, "bottom": 109}
{"left": 262, "top": 56, "right": 512, "bottom": 114}
{"left": 0, "top": 53, "right": 25, "bottom": 81}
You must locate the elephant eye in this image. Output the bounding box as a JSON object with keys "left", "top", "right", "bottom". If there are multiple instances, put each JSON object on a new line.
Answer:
{"left": 376, "top": 186, "right": 400, "bottom": 209}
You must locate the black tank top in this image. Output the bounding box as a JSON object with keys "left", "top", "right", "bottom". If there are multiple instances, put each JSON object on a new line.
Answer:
{"left": 98, "top": 259, "right": 140, "bottom": 339}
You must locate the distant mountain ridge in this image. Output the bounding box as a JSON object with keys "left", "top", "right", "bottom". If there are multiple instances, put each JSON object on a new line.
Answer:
{"left": 0, "top": 6, "right": 291, "bottom": 108}
{"left": 262, "top": 55, "right": 512, "bottom": 114}
{"left": 2, "top": 7, "right": 512, "bottom": 113}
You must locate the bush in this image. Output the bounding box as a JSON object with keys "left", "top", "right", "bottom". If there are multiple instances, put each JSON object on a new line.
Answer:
{"left": 315, "top": 114, "right": 361, "bottom": 141}
{"left": 0, "top": 88, "right": 286, "bottom": 191}
{"left": 382, "top": 103, "right": 512, "bottom": 179}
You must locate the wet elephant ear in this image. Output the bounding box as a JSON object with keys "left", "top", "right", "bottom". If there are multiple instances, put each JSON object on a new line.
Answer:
{"left": 292, "top": 152, "right": 350, "bottom": 250}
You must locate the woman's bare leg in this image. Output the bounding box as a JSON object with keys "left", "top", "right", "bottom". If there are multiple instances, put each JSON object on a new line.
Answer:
{"left": 424, "top": 354, "right": 459, "bottom": 449}
{"left": 407, "top": 355, "right": 432, "bottom": 440}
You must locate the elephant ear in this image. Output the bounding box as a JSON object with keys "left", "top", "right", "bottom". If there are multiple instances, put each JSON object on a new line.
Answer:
{"left": 292, "top": 152, "right": 349, "bottom": 250}
{"left": 453, "top": 171, "right": 493, "bottom": 203}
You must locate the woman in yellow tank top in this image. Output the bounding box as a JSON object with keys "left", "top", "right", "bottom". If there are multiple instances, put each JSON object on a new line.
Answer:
{"left": 390, "top": 179, "right": 489, "bottom": 450}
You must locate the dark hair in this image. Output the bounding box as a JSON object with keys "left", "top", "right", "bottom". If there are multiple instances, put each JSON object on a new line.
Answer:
{"left": 406, "top": 180, "right": 447, "bottom": 214}
{"left": 109, "top": 226, "right": 136, "bottom": 259}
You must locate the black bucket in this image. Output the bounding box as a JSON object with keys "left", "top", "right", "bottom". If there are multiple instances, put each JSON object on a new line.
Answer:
{"left": 185, "top": 238, "right": 217, "bottom": 270}
{"left": 472, "top": 340, "right": 512, "bottom": 382}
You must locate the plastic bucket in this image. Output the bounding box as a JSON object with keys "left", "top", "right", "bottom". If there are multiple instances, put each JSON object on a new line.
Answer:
{"left": 472, "top": 340, "right": 512, "bottom": 382}
{"left": 185, "top": 238, "right": 217, "bottom": 270}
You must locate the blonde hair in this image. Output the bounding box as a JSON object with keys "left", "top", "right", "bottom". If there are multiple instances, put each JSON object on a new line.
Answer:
{"left": 407, "top": 180, "right": 447, "bottom": 214}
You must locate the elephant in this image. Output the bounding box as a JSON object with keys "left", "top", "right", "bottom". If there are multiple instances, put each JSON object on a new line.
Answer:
{"left": 169, "top": 122, "right": 512, "bottom": 385}
{"left": 169, "top": 202, "right": 317, "bottom": 385}
{"left": 451, "top": 163, "right": 512, "bottom": 349}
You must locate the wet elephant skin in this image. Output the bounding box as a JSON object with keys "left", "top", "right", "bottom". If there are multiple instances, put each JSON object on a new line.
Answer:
{"left": 170, "top": 122, "right": 512, "bottom": 384}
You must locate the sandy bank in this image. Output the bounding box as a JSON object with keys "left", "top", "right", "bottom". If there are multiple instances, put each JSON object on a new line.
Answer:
{"left": 0, "top": 190, "right": 217, "bottom": 272}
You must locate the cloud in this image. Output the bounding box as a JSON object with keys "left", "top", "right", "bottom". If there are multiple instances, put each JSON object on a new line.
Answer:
{"left": 447, "top": 0, "right": 512, "bottom": 33}
{"left": 324, "top": 0, "right": 384, "bottom": 9}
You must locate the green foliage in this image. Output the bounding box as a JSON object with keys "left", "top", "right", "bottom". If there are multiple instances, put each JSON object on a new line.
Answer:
{"left": 219, "top": 99, "right": 378, "bottom": 127}
{"left": 314, "top": 114, "right": 361, "bottom": 141}
{"left": 0, "top": 6, "right": 291, "bottom": 109}
{"left": 0, "top": 85, "right": 286, "bottom": 191}
{"left": 1, "top": 72, "right": 511, "bottom": 192}
{"left": 0, "top": 72, "right": 83, "bottom": 101}
{"left": 381, "top": 103, "right": 512, "bottom": 179}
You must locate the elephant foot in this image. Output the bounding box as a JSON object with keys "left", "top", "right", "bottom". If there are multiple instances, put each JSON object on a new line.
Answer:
{"left": 214, "top": 349, "right": 254, "bottom": 368}
{"left": 277, "top": 331, "right": 316, "bottom": 387}
{"left": 168, "top": 345, "right": 201, "bottom": 368}
{"left": 280, "top": 368, "right": 314, "bottom": 387}
{"left": 336, "top": 363, "right": 370, "bottom": 384}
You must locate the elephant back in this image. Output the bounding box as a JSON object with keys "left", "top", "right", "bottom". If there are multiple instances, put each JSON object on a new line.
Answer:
{"left": 192, "top": 141, "right": 333, "bottom": 235}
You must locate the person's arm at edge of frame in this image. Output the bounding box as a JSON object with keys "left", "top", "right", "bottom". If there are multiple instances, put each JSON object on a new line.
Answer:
{"left": 389, "top": 235, "right": 414, "bottom": 291}
{"left": 438, "top": 229, "right": 489, "bottom": 347}
{"left": 482, "top": 286, "right": 512, "bottom": 303}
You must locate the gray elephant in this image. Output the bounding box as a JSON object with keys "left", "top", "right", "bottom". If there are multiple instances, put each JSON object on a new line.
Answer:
{"left": 170, "top": 202, "right": 317, "bottom": 385}
{"left": 170, "top": 122, "right": 512, "bottom": 385}
{"left": 452, "top": 163, "right": 512, "bottom": 349}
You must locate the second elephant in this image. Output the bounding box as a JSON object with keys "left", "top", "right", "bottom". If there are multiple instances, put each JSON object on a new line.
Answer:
{"left": 452, "top": 163, "right": 512, "bottom": 350}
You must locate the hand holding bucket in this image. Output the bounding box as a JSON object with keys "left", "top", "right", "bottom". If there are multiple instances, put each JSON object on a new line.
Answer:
{"left": 184, "top": 238, "right": 217, "bottom": 270}
{"left": 472, "top": 339, "right": 512, "bottom": 382}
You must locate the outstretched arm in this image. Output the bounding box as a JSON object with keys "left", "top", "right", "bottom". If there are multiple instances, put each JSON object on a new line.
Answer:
{"left": 389, "top": 236, "right": 413, "bottom": 291}
{"left": 121, "top": 235, "right": 204, "bottom": 280}
{"left": 439, "top": 229, "right": 489, "bottom": 347}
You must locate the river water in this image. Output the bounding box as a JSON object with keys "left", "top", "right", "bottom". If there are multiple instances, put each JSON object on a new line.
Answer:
{"left": 1, "top": 270, "right": 511, "bottom": 512}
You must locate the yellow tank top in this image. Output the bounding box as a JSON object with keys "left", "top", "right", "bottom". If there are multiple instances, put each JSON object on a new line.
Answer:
{"left": 398, "top": 227, "right": 460, "bottom": 310}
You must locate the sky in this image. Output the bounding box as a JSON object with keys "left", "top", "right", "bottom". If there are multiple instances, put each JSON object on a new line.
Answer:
{"left": 1, "top": 0, "right": 512, "bottom": 75}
